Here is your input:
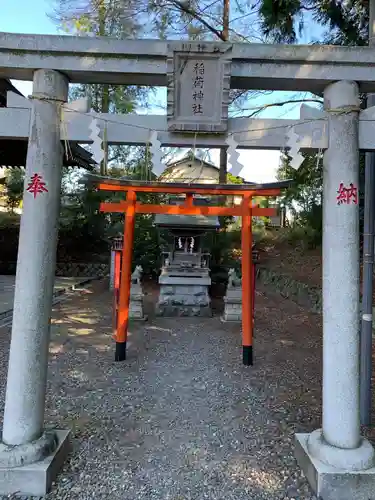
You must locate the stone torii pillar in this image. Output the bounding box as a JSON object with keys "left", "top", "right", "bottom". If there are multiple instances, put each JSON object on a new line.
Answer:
{"left": 296, "top": 80, "right": 375, "bottom": 499}
{"left": 0, "top": 70, "right": 70, "bottom": 496}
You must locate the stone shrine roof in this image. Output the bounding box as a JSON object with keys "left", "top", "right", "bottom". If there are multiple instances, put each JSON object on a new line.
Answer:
{"left": 154, "top": 213, "right": 220, "bottom": 229}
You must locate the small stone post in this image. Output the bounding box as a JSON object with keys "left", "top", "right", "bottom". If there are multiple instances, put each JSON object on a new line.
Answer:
{"left": 130, "top": 265, "right": 146, "bottom": 320}
{"left": 221, "top": 268, "right": 242, "bottom": 322}
{"left": 296, "top": 81, "right": 375, "bottom": 482}
{"left": 1, "top": 70, "right": 68, "bottom": 455}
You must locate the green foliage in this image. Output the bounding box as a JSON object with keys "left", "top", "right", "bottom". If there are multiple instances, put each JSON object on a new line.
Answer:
{"left": 5, "top": 168, "right": 25, "bottom": 212}
{"left": 58, "top": 148, "right": 163, "bottom": 274}
{"left": 133, "top": 215, "right": 161, "bottom": 276}
{"left": 277, "top": 150, "right": 322, "bottom": 248}
{"left": 277, "top": 150, "right": 322, "bottom": 214}
{"left": 0, "top": 211, "right": 20, "bottom": 229}
{"left": 263, "top": 0, "right": 370, "bottom": 250}
{"left": 227, "top": 173, "right": 244, "bottom": 184}
{"left": 282, "top": 219, "right": 322, "bottom": 249}
{"left": 276, "top": 148, "right": 366, "bottom": 248}
{"left": 203, "top": 229, "right": 235, "bottom": 273}
{"left": 0, "top": 151, "right": 162, "bottom": 272}
{"left": 258, "top": 0, "right": 368, "bottom": 46}
{"left": 259, "top": 0, "right": 302, "bottom": 43}
{"left": 252, "top": 222, "right": 267, "bottom": 244}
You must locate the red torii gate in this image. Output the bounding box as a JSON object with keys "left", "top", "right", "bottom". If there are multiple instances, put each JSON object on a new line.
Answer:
{"left": 90, "top": 176, "right": 289, "bottom": 365}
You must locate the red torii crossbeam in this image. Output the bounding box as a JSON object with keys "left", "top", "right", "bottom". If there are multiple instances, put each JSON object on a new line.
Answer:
{"left": 90, "top": 176, "right": 288, "bottom": 365}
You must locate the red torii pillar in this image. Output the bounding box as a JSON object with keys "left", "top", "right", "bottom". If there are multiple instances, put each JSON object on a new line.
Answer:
{"left": 111, "top": 236, "right": 123, "bottom": 341}
{"left": 242, "top": 194, "right": 253, "bottom": 364}
{"left": 114, "top": 190, "right": 136, "bottom": 361}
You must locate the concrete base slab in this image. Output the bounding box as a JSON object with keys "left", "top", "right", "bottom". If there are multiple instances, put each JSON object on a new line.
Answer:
{"left": 130, "top": 315, "right": 148, "bottom": 322}
{"left": 295, "top": 433, "right": 375, "bottom": 500}
{"left": 220, "top": 316, "right": 241, "bottom": 323}
{"left": 0, "top": 429, "right": 70, "bottom": 496}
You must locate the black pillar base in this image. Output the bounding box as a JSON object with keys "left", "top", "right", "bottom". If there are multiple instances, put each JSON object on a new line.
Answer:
{"left": 243, "top": 345, "right": 253, "bottom": 366}
{"left": 115, "top": 341, "right": 127, "bottom": 361}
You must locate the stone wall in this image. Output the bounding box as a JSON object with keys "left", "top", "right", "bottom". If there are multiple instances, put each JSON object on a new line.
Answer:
{"left": 55, "top": 262, "right": 109, "bottom": 277}
{"left": 257, "top": 266, "right": 322, "bottom": 313}
{"left": 0, "top": 261, "right": 109, "bottom": 277}
{"left": 256, "top": 267, "right": 375, "bottom": 336}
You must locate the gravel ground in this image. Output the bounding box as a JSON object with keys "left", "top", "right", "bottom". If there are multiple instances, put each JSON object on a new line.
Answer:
{"left": 0, "top": 279, "right": 326, "bottom": 500}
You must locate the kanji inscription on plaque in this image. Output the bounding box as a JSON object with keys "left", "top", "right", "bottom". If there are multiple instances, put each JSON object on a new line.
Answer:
{"left": 192, "top": 61, "right": 205, "bottom": 115}
{"left": 167, "top": 42, "right": 232, "bottom": 133}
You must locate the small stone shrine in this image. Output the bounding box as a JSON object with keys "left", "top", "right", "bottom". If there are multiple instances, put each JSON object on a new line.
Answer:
{"left": 222, "top": 268, "right": 242, "bottom": 322}
{"left": 130, "top": 265, "right": 146, "bottom": 320}
{"left": 155, "top": 196, "right": 219, "bottom": 317}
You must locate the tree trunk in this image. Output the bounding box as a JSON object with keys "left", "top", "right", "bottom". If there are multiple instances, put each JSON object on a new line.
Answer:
{"left": 99, "top": 4, "right": 109, "bottom": 176}
{"left": 222, "top": 0, "right": 230, "bottom": 41}
{"left": 101, "top": 85, "right": 109, "bottom": 175}
{"left": 219, "top": 0, "right": 229, "bottom": 187}
{"left": 219, "top": 149, "right": 227, "bottom": 184}
{"left": 219, "top": 0, "right": 230, "bottom": 224}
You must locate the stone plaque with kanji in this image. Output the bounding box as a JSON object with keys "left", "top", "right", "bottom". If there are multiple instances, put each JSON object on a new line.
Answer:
{"left": 167, "top": 42, "right": 232, "bottom": 133}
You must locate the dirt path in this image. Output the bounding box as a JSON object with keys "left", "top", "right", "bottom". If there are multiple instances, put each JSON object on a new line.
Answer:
{"left": 0, "top": 280, "right": 325, "bottom": 500}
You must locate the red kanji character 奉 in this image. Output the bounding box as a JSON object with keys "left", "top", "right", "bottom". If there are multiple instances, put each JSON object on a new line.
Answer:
{"left": 336, "top": 182, "right": 358, "bottom": 205}
{"left": 26, "top": 173, "right": 48, "bottom": 199}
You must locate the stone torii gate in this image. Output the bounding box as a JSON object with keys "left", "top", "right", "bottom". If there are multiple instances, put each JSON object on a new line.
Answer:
{"left": 1, "top": 32, "right": 375, "bottom": 499}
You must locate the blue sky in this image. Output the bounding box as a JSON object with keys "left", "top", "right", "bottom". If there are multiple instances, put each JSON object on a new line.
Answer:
{"left": 0, "top": 0, "right": 322, "bottom": 182}
{"left": 0, "top": 0, "right": 57, "bottom": 35}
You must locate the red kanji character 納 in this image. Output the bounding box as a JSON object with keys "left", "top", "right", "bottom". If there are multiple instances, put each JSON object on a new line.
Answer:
{"left": 336, "top": 182, "right": 358, "bottom": 205}
{"left": 26, "top": 173, "right": 48, "bottom": 199}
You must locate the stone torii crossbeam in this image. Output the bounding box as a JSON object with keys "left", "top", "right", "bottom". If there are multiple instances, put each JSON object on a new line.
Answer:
{"left": 3, "top": 90, "right": 375, "bottom": 152}
{"left": 1, "top": 32, "right": 375, "bottom": 499}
